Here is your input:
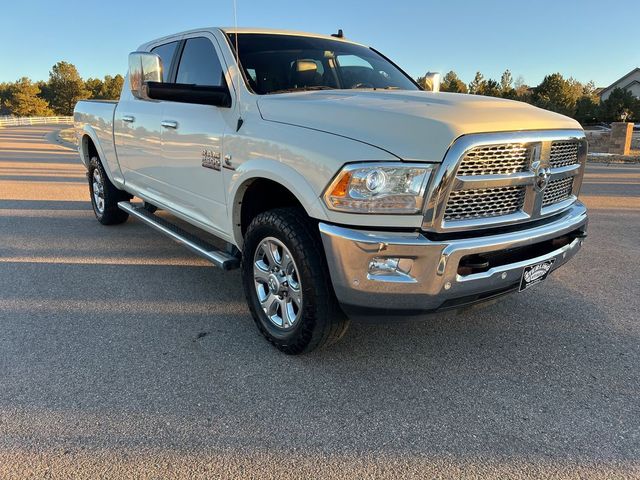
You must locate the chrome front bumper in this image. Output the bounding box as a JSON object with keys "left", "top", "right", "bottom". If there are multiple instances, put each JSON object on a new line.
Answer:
{"left": 319, "top": 202, "right": 588, "bottom": 314}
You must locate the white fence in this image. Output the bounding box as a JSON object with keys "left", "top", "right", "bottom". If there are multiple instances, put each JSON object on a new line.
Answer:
{"left": 0, "top": 116, "right": 73, "bottom": 127}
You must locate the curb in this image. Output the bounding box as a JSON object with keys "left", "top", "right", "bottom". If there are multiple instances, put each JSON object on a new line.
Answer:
{"left": 45, "top": 128, "right": 78, "bottom": 151}
{"left": 587, "top": 155, "right": 640, "bottom": 165}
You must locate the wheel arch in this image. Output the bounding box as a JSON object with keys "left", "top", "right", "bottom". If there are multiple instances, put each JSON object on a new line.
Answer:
{"left": 230, "top": 160, "right": 329, "bottom": 248}
{"left": 80, "top": 134, "right": 99, "bottom": 168}
{"left": 79, "top": 126, "right": 123, "bottom": 187}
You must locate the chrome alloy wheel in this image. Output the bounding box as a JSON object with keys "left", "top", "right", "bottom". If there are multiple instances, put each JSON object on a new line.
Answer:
{"left": 92, "top": 168, "right": 105, "bottom": 214}
{"left": 253, "top": 237, "right": 302, "bottom": 330}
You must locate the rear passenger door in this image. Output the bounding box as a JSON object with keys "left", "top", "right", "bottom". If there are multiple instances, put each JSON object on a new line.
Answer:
{"left": 114, "top": 39, "right": 180, "bottom": 198}
{"left": 157, "top": 34, "right": 234, "bottom": 236}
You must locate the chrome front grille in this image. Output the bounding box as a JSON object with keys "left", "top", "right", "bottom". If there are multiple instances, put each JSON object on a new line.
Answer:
{"left": 457, "top": 143, "right": 531, "bottom": 176}
{"left": 550, "top": 141, "right": 579, "bottom": 168}
{"left": 444, "top": 186, "right": 525, "bottom": 221}
{"left": 542, "top": 177, "right": 574, "bottom": 206}
{"left": 422, "top": 130, "right": 587, "bottom": 233}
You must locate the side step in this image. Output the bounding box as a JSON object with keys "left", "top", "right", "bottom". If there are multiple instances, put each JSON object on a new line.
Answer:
{"left": 118, "top": 201, "right": 240, "bottom": 270}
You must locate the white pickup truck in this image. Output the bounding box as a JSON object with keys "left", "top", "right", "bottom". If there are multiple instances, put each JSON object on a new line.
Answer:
{"left": 74, "top": 27, "right": 588, "bottom": 354}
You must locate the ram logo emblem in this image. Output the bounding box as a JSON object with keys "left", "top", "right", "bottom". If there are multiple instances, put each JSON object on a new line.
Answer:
{"left": 202, "top": 150, "right": 221, "bottom": 171}
{"left": 531, "top": 160, "right": 551, "bottom": 192}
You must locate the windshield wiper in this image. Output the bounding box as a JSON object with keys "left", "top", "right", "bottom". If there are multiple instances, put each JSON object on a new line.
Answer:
{"left": 352, "top": 86, "right": 401, "bottom": 90}
{"left": 267, "top": 86, "right": 336, "bottom": 94}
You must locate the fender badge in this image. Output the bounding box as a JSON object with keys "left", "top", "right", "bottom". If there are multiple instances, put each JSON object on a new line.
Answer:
{"left": 202, "top": 149, "right": 221, "bottom": 171}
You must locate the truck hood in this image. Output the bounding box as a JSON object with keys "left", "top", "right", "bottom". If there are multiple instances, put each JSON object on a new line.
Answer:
{"left": 257, "top": 90, "right": 581, "bottom": 162}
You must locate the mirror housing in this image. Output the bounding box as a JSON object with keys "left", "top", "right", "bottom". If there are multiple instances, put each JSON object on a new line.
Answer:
{"left": 128, "top": 52, "right": 163, "bottom": 100}
{"left": 421, "top": 72, "right": 441, "bottom": 92}
{"left": 146, "top": 82, "right": 232, "bottom": 108}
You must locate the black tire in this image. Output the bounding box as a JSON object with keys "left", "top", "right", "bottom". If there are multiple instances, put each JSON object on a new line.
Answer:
{"left": 88, "top": 156, "right": 131, "bottom": 225}
{"left": 242, "top": 208, "right": 349, "bottom": 354}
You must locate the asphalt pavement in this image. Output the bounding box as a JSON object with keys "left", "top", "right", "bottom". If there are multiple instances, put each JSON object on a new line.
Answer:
{"left": 0, "top": 125, "right": 639, "bottom": 479}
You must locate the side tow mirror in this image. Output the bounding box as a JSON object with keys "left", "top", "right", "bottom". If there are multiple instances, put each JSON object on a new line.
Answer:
{"left": 128, "top": 52, "right": 163, "bottom": 100}
{"left": 421, "top": 72, "right": 441, "bottom": 92}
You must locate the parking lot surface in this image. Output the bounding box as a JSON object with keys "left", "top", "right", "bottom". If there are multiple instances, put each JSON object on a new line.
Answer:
{"left": 1, "top": 126, "right": 639, "bottom": 478}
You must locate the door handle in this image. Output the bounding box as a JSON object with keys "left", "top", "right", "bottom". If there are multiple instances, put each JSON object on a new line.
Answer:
{"left": 161, "top": 120, "right": 178, "bottom": 129}
{"left": 122, "top": 115, "right": 135, "bottom": 123}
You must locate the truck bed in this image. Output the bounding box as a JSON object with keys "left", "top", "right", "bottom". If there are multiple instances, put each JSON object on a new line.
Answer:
{"left": 74, "top": 99, "right": 120, "bottom": 178}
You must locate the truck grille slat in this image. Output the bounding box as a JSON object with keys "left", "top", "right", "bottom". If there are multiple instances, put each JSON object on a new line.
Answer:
{"left": 542, "top": 177, "right": 574, "bottom": 207}
{"left": 457, "top": 143, "right": 530, "bottom": 176}
{"left": 549, "top": 141, "right": 579, "bottom": 168}
{"left": 444, "top": 186, "right": 525, "bottom": 221}
{"left": 434, "top": 135, "right": 585, "bottom": 228}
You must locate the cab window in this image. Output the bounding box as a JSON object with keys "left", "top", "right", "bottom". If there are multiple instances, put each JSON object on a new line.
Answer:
{"left": 150, "top": 41, "right": 179, "bottom": 82}
{"left": 176, "top": 37, "right": 226, "bottom": 87}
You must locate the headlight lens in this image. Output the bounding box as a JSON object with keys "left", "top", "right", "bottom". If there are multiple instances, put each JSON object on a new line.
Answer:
{"left": 323, "top": 163, "right": 434, "bottom": 214}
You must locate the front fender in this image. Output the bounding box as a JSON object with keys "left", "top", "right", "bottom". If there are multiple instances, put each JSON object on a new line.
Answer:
{"left": 227, "top": 158, "right": 329, "bottom": 247}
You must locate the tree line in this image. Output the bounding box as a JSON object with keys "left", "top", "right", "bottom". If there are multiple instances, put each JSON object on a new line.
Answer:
{"left": 2, "top": 61, "right": 639, "bottom": 124}
{"left": 418, "top": 70, "right": 640, "bottom": 125}
{"left": 0, "top": 61, "right": 123, "bottom": 117}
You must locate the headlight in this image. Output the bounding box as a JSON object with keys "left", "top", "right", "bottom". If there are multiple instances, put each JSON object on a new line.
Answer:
{"left": 323, "top": 162, "right": 434, "bottom": 214}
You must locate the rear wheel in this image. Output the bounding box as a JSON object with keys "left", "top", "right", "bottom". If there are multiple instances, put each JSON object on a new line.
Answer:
{"left": 88, "top": 156, "right": 131, "bottom": 225}
{"left": 242, "top": 208, "right": 349, "bottom": 354}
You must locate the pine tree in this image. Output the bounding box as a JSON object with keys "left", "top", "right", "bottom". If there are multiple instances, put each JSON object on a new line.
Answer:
{"left": 599, "top": 88, "right": 640, "bottom": 123}
{"left": 85, "top": 78, "right": 104, "bottom": 98}
{"left": 440, "top": 71, "right": 468, "bottom": 93}
{"left": 84, "top": 75, "right": 123, "bottom": 100}
{"left": 575, "top": 96, "right": 599, "bottom": 124}
{"left": 48, "top": 61, "right": 89, "bottom": 115}
{"left": 0, "top": 82, "right": 12, "bottom": 114}
{"left": 101, "top": 75, "right": 124, "bottom": 99}
{"left": 468, "top": 72, "right": 486, "bottom": 95}
{"left": 3, "top": 77, "right": 53, "bottom": 117}
{"left": 532, "top": 73, "right": 579, "bottom": 117}
{"left": 481, "top": 79, "right": 501, "bottom": 97}
{"left": 500, "top": 69, "right": 516, "bottom": 98}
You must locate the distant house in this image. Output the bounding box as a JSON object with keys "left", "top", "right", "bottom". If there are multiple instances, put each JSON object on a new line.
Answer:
{"left": 599, "top": 68, "right": 640, "bottom": 101}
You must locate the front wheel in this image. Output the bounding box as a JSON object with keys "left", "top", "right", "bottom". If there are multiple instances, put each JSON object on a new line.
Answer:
{"left": 242, "top": 208, "right": 349, "bottom": 354}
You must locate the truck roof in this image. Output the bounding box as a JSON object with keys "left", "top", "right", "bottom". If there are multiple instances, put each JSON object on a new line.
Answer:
{"left": 140, "top": 27, "right": 366, "bottom": 50}
{"left": 221, "top": 27, "right": 360, "bottom": 43}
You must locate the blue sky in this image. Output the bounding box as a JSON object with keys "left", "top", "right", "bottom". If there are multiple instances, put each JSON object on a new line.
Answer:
{"left": 1, "top": 0, "right": 638, "bottom": 88}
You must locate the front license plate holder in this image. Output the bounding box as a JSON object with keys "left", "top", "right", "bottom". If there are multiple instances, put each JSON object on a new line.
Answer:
{"left": 519, "top": 259, "right": 555, "bottom": 292}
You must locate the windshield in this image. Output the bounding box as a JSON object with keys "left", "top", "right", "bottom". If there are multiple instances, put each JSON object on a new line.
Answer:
{"left": 226, "top": 33, "right": 419, "bottom": 95}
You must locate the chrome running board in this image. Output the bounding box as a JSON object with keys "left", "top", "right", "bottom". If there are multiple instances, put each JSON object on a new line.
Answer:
{"left": 117, "top": 201, "right": 240, "bottom": 270}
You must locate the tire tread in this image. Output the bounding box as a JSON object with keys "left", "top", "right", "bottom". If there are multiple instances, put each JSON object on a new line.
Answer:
{"left": 88, "top": 156, "right": 131, "bottom": 225}
{"left": 242, "top": 208, "right": 348, "bottom": 354}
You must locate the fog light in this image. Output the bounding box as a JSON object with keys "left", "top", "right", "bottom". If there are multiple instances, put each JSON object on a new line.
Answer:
{"left": 367, "top": 257, "right": 415, "bottom": 281}
{"left": 368, "top": 257, "right": 400, "bottom": 275}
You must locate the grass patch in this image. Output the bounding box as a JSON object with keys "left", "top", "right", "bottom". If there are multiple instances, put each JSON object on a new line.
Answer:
{"left": 57, "top": 127, "right": 77, "bottom": 147}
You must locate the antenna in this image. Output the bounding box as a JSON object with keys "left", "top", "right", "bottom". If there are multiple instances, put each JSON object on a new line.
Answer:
{"left": 233, "top": 0, "right": 243, "bottom": 131}
{"left": 331, "top": 29, "right": 344, "bottom": 38}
